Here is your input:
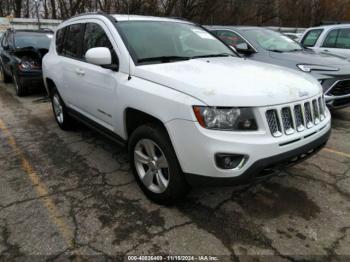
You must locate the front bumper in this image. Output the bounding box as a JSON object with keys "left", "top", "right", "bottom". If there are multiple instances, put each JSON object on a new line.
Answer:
{"left": 17, "top": 70, "right": 44, "bottom": 88}
{"left": 166, "top": 107, "right": 331, "bottom": 186}
{"left": 185, "top": 128, "right": 330, "bottom": 186}
{"left": 321, "top": 78, "right": 350, "bottom": 109}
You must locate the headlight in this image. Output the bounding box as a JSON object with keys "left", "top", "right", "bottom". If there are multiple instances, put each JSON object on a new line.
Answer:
{"left": 297, "top": 64, "right": 339, "bottom": 73}
{"left": 193, "top": 106, "right": 258, "bottom": 131}
{"left": 19, "top": 61, "right": 33, "bottom": 70}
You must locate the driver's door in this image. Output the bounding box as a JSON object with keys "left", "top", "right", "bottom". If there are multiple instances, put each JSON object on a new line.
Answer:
{"left": 74, "top": 21, "right": 120, "bottom": 128}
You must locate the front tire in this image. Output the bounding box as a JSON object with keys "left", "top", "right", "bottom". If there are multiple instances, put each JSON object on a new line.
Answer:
{"left": 13, "top": 72, "right": 27, "bottom": 96}
{"left": 129, "top": 124, "right": 189, "bottom": 205}
{"left": 0, "top": 64, "right": 11, "bottom": 83}
{"left": 51, "top": 88, "right": 73, "bottom": 130}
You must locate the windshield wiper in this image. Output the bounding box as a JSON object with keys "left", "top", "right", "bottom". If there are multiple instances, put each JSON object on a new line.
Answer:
{"left": 191, "top": 53, "right": 234, "bottom": 59}
{"left": 267, "top": 49, "right": 284, "bottom": 53}
{"left": 17, "top": 46, "right": 36, "bottom": 50}
{"left": 138, "top": 56, "right": 190, "bottom": 64}
{"left": 287, "top": 49, "right": 303, "bottom": 52}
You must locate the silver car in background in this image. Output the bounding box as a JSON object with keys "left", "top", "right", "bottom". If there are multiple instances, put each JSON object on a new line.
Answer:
{"left": 210, "top": 26, "right": 350, "bottom": 109}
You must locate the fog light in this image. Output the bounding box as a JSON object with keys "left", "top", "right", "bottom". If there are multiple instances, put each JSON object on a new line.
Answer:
{"left": 215, "top": 154, "right": 246, "bottom": 170}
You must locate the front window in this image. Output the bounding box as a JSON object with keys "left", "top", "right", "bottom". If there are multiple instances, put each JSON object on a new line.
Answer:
{"left": 244, "top": 29, "right": 303, "bottom": 52}
{"left": 116, "top": 21, "right": 235, "bottom": 64}
{"left": 213, "top": 30, "right": 246, "bottom": 47}
{"left": 301, "top": 29, "right": 323, "bottom": 47}
{"left": 14, "top": 32, "right": 53, "bottom": 50}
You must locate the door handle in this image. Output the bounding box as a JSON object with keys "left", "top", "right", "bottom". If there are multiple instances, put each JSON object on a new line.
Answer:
{"left": 75, "top": 69, "right": 85, "bottom": 76}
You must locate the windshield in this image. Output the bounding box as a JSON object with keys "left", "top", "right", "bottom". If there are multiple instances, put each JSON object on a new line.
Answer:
{"left": 14, "top": 32, "right": 53, "bottom": 49}
{"left": 244, "top": 29, "right": 303, "bottom": 52}
{"left": 117, "top": 21, "right": 235, "bottom": 64}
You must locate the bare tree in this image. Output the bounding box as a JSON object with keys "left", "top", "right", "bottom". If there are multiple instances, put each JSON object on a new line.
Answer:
{"left": 1, "top": 0, "right": 350, "bottom": 27}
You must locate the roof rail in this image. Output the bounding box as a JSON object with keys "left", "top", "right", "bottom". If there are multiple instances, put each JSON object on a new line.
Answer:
{"left": 64, "top": 11, "right": 117, "bottom": 25}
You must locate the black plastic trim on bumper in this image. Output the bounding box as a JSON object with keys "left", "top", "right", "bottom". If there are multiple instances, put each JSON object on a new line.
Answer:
{"left": 185, "top": 128, "right": 331, "bottom": 187}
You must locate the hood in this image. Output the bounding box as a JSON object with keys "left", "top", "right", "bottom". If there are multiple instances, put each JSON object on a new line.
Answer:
{"left": 269, "top": 49, "right": 350, "bottom": 67}
{"left": 134, "top": 57, "right": 322, "bottom": 107}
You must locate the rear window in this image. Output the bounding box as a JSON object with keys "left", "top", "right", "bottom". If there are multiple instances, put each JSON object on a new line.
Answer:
{"left": 14, "top": 32, "right": 53, "bottom": 49}
{"left": 323, "top": 28, "right": 350, "bottom": 49}
{"left": 301, "top": 29, "right": 323, "bottom": 47}
{"left": 336, "top": 28, "right": 350, "bottom": 48}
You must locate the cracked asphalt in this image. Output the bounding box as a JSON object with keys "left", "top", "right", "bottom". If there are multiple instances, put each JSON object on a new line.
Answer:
{"left": 0, "top": 82, "right": 349, "bottom": 261}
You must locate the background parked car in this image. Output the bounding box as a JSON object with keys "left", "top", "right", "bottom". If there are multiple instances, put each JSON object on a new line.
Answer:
{"left": 301, "top": 24, "right": 350, "bottom": 59}
{"left": 0, "top": 29, "right": 53, "bottom": 96}
{"left": 210, "top": 26, "right": 350, "bottom": 109}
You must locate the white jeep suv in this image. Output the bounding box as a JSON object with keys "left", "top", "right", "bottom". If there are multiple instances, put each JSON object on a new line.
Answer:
{"left": 43, "top": 13, "right": 332, "bottom": 204}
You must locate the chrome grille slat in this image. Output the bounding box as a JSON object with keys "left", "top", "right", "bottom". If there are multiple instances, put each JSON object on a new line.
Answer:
{"left": 266, "top": 96, "right": 326, "bottom": 138}
{"left": 312, "top": 99, "right": 320, "bottom": 125}
{"left": 266, "top": 110, "right": 282, "bottom": 137}
{"left": 281, "top": 107, "right": 294, "bottom": 135}
{"left": 318, "top": 97, "right": 325, "bottom": 121}
{"left": 304, "top": 102, "right": 313, "bottom": 129}
{"left": 294, "top": 105, "right": 305, "bottom": 132}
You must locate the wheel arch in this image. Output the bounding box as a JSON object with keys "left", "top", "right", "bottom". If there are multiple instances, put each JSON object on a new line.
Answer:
{"left": 45, "top": 77, "right": 56, "bottom": 98}
{"left": 124, "top": 108, "right": 169, "bottom": 139}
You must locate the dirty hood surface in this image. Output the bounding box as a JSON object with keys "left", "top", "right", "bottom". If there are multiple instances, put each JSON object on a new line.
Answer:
{"left": 134, "top": 57, "right": 321, "bottom": 107}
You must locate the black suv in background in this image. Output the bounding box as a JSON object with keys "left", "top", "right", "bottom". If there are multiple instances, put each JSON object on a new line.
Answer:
{"left": 0, "top": 29, "right": 53, "bottom": 96}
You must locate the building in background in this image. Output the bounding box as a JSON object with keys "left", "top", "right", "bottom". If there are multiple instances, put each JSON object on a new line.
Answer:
{"left": 0, "top": 17, "right": 61, "bottom": 32}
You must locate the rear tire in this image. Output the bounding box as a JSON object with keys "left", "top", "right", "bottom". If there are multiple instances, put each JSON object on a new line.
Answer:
{"left": 128, "top": 124, "right": 189, "bottom": 205}
{"left": 51, "top": 88, "right": 73, "bottom": 130}
{"left": 0, "top": 64, "right": 11, "bottom": 83}
{"left": 13, "top": 72, "right": 27, "bottom": 97}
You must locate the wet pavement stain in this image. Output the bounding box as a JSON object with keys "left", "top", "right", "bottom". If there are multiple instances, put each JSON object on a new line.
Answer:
{"left": 237, "top": 182, "right": 321, "bottom": 221}
{"left": 177, "top": 200, "right": 272, "bottom": 253}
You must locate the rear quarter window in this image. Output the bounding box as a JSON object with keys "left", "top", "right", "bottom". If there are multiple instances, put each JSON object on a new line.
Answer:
{"left": 301, "top": 29, "right": 323, "bottom": 47}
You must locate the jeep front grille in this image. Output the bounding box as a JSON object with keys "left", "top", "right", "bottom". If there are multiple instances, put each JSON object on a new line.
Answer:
{"left": 266, "top": 96, "right": 326, "bottom": 138}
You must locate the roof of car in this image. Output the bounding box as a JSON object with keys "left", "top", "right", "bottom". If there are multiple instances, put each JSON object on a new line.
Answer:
{"left": 7, "top": 29, "right": 54, "bottom": 34}
{"left": 111, "top": 14, "right": 192, "bottom": 23}
{"left": 307, "top": 24, "right": 350, "bottom": 30}
{"left": 208, "top": 26, "right": 265, "bottom": 31}
{"left": 66, "top": 12, "right": 192, "bottom": 24}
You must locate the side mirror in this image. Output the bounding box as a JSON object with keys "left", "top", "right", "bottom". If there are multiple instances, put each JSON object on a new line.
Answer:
{"left": 235, "top": 43, "right": 255, "bottom": 55}
{"left": 230, "top": 46, "right": 237, "bottom": 52}
{"left": 85, "top": 47, "right": 112, "bottom": 66}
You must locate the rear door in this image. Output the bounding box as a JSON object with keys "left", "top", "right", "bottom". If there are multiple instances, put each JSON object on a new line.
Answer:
{"left": 319, "top": 28, "right": 350, "bottom": 58}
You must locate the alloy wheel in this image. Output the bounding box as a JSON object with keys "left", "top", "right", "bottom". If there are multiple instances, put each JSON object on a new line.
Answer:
{"left": 134, "top": 139, "right": 170, "bottom": 194}
{"left": 53, "top": 94, "right": 64, "bottom": 124}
